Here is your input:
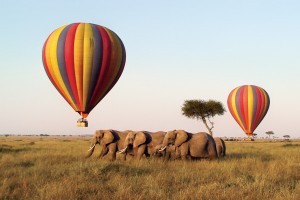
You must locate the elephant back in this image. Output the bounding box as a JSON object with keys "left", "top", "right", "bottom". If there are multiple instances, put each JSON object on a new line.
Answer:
{"left": 188, "top": 132, "right": 217, "bottom": 159}
{"left": 149, "top": 131, "right": 166, "bottom": 146}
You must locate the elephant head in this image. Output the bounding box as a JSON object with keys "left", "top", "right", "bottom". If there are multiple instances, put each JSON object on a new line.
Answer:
{"left": 118, "top": 131, "right": 148, "bottom": 154}
{"left": 86, "top": 130, "right": 115, "bottom": 158}
{"left": 160, "top": 130, "right": 189, "bottom": 151}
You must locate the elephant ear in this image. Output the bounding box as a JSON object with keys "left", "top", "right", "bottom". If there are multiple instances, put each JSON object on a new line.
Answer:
{"left": 133, "top": 131, "right": 146, "bottom": 148}
{"left": 102, "top": 130, "right": 115, "bottom": 145}
{"left": 174, "top": 130, "right": 188, "bottom": 147}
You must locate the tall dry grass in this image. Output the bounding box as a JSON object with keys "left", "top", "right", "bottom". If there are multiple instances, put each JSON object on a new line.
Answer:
{"left": 0, "top": 136, "right": 299, "bottom": 200}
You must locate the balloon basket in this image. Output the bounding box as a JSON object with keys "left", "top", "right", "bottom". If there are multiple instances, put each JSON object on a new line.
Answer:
{"left": 77, "top": 118, "right": 88, "bottom": 127}
{"left": 245, "top": 137, "right": 254, "bottom": 141}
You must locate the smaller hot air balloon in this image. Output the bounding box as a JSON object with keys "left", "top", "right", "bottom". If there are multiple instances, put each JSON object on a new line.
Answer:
{"left": 227, "top": 85, "right": 270, "bottom": 137}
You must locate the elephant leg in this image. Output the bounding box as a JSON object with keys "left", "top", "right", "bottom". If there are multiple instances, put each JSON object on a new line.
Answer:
{"left": 99, "top": 145, "right": 109, "bottom": 158}
{"left": 136, "top": 145, "right": 146, "bottom": 160}
{"left": 179, "top": 146, "right": 188, "bottom": 161}
{"left": 108, "top": 143, "right": 117, "bottom": 161}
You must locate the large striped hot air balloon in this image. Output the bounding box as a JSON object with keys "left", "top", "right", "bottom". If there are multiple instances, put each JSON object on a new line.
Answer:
{"left": 227, "top": 85, "right": 270, "bottom": 136}
{"left": 42, "top": 23, "right": 126, "bottom": 127}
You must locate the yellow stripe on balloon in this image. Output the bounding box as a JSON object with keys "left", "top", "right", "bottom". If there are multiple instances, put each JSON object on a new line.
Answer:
{"left": 102, "top": 28, "right": 123, "bottom": 94}
{"left": 46, "top": 26, "right": 77, "bottom": 110}
{"left": 82, "top": 23, "right": 94, "bottom": 110}
{"left": 74, "top": 23, "right": 85, "bottom": 111}
{"left": 247, "top": 85, "right": 254, "bottom": 133}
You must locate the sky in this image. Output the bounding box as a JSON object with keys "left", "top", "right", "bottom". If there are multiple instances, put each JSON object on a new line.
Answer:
{"left": 0, "top": 1, "right": 299, "bottom": 138}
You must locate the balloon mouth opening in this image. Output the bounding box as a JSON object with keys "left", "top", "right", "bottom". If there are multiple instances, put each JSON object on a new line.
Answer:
{"left": 79, "top": 112, "right": 89, "bottom": 118}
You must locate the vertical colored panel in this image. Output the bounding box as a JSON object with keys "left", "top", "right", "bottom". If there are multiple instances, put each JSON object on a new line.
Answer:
{"left": 82, "top": 23, "right": 94, "bottom": 110}
{"left": 101, "top": 28, "right": 123, "bottom": 95}
{"left": 74, "top": 24, "right": 85, "bottom": 111}
{"left": 65, "top": 23, "right": 81, "bottom": 110}
{"left": 88, "top": 26, "right": 112, "bottom": 108}
{"left": 250, "top": 85, "right": 258, "bottom": 132}
{"left": 86, "top": 24, "right": 103, "bottom": 106}
{"left": 228, "top": 87, "right": 246, "bottom": 133}
{"left": 247, "top": 85, "right": 253, "bottom": 133}
{"left": 236, "top": 87, "right": 246, "bottom": 131}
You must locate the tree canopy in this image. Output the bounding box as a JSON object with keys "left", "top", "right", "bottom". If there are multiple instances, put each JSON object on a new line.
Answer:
{"left": 181, "top": 99, "right": 225, "bottom": 135}
{"left": 265, "top": 131, "right": 274, "bottom": 139}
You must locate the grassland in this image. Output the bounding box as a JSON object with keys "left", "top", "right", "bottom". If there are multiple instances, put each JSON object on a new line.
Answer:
{"left": 0, "top": 136, "right": 299, "bottom": 200}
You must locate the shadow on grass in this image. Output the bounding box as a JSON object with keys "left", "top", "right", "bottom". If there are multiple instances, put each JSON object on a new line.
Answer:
{"left": 0, "top": 145, "right": 31, "bottom": 154}
{"left": 99, "top": 163, "right": 152, "bottom": 177}
{"left": 15, "top": 161, "right": 34, "bottom": 168}
{"left": 227, "top": 152, "right": 274, "bottom": 161}
{"left": 282, "top": 143, "right": 300, "bottom": 148}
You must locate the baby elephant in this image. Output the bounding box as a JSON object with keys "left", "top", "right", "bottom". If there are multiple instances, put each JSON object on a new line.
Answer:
{"left": 152, "top": 144, "right": 180, "bottom": 160}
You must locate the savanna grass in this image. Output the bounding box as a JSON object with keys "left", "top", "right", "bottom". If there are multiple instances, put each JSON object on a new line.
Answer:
{"left": 0, "top": 136, "right": 299, "bottom": 200}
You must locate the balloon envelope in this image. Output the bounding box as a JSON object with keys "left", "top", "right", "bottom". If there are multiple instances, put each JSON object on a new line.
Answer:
{"left": 227, "top": 85, "right": 270, "bottom": 136}
{"left": 42, "top": 23, "right": 126, "bottom": 119}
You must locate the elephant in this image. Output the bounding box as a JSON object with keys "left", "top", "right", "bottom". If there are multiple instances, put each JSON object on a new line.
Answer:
{"left": 86, "top": 130, "right": 129, "bottom": 161}
{"left": 118, "top": 131, "right": 166, "bottom": 159}
{"left": 159, "top": 130, "right": 218, "bottom": 160}
{"left": 214, "top": 137, "right": 226, "bottom": 157}
{"left": 152, "top": 144, "right": 180, "bottom": 160}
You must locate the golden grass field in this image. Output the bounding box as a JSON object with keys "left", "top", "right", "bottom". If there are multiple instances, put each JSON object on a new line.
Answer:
{"left": 0, "top": 136, "right": 299, "bottom": 200}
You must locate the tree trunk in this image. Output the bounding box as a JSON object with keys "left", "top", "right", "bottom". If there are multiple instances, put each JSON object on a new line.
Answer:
{"left": 202, "top": 118, "right": 213, "bottom": 136}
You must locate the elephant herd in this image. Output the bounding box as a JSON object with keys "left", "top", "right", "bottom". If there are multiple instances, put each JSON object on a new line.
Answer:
{"left": 86, "top": 130, "right": 226, "bottom": 161}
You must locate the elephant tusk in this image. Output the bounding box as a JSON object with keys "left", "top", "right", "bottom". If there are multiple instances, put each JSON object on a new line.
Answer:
{"left": 117, "top": 146, "right": 128, "bottom": 154}
{"left": 159, "top": 146, "right": 167, "bottom": 152}
{"left": 87, "top": 144, "right": 96, "bottom": 152}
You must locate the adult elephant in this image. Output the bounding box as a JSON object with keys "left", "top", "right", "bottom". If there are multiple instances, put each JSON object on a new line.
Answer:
{"left": 86, "top": 130, "right": 128, "bottom": 161}
{"left": 118, "top": 131, "right": 165, "bottom": 159}
{"left": 214, "top": 137, "right": 226, "bottom": 157}
{"left": 159, "top": 130, "right": 218, "bottom": 160}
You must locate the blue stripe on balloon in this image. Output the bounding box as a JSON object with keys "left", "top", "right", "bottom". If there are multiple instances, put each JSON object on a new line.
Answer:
{"left": 86, "top": 24, "right": 103, "bottom": 106}
{"left": 251, "top": 85, "right": 258, "bottom": 132}
{"left": 57, "top": 24, "right": 76, "bottom": 105}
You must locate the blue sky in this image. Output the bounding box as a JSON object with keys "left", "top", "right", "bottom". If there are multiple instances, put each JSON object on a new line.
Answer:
{"left": 0, "top": 1, "right": 299, "bottom": 138}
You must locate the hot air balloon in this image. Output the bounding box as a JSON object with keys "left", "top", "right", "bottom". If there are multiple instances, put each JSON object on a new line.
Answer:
{"left": 42, "top": 23, "right": 126, "bottom": 127}
{"left": 227, "top": 85, "right": 270, "bottom": 137}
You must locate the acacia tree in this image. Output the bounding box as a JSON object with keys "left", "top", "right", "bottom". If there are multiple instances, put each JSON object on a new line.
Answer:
{"left": 181, "top": 99, "right": 225, "bottom": 136}
{"left": 283, "top": 135, "right": 290, "bottom": 141}
{"left": 265, "top": 131, "right": 274, "bottom": 139}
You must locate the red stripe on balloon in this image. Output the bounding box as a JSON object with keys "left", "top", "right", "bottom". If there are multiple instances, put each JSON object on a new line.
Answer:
{"left": 244, "top": 86, "right": 250, "bottom": 132}
{"left": 89, "top": 26, "right": 112, "bottom": 108}
{"left": 256, "top": 89, "right": 266, "bottom": 128}
{"left": 238, "top": 86, "right": 247, "bottom": 131}
{"left": 65, "top": 23, "right": 81, "bottom": 110}
{"left": 252, "top": 87, "right": 261, "bottom": 131}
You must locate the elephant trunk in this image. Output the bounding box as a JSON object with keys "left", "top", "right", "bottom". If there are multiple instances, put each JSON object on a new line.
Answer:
{"left": 86, "top": 143, "right": 96, "bottom": 158}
